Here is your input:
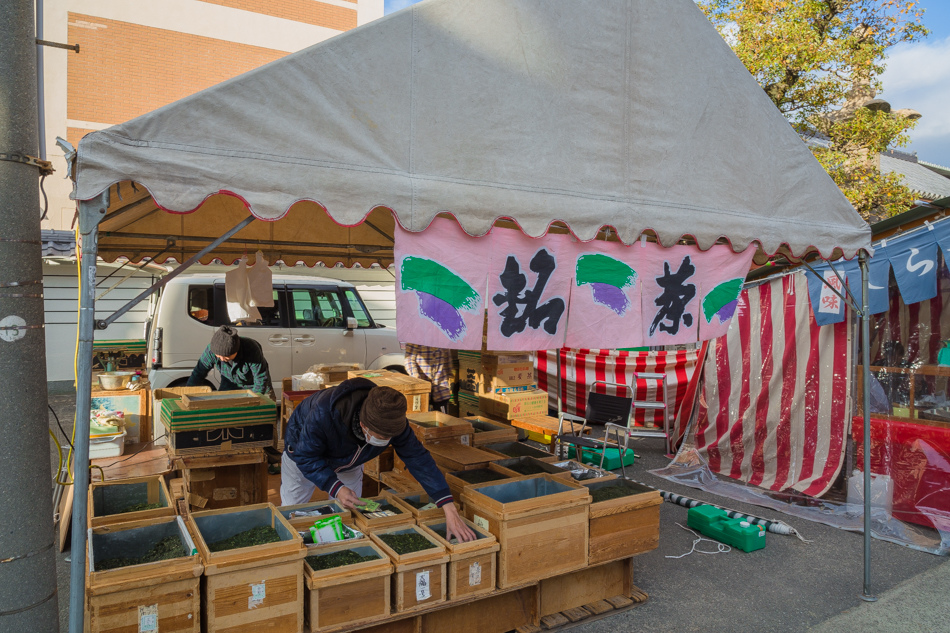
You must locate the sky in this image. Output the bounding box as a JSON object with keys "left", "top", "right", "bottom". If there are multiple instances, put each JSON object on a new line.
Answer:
{"left": 384, "top": 0, "right": 950, "bottom": 167}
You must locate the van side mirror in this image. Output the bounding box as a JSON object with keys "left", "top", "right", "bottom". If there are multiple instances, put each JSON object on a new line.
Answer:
{"left": 346, "top": 317, "right": 358, "bottom": 330}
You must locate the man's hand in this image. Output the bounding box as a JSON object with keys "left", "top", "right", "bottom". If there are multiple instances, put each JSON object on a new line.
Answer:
{"left": 443, "top": 503, "right": 477, "bottom": 543}
{"left": 335, "top": 486, "right": 360, "bottom": 509}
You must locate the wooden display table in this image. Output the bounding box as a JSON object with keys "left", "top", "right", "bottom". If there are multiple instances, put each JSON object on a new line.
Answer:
{"left": 511, "top": 415, "right": 588, "bottom": 451}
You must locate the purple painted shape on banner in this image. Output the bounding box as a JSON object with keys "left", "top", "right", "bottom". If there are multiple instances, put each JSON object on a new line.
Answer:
{"left": 589, "top": 282, "right": 630, "bottom": 315}
{"left": 416, "top": 291, "right": 465, "bottom": 341}
{"left": 715, "top": 299, "right": 739, "bottom": 323}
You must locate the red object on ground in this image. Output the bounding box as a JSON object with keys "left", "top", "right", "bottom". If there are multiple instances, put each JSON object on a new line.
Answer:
{"left": 852, "top": 415, "right": 950, "bottom": 531}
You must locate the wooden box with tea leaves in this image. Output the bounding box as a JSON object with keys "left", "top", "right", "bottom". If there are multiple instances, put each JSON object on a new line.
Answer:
{"left": 420, "top": 517, "right": 499, "bottom": 600}
{"left": 369, "top": 524, "right": 450, "bottom": 613}
{"left": 303, "top": 540, "right": 392, "bottom": 632}
{"left": 277, "top": 499, "right": 351, "bottom": 531}
{"left": 464, "top": 415, "right": 520, "bottom": 445}
{"left": 88, "top": 475, "right": 175, "bottom": 528}
{"left": 86, "top": 516, "right": 201, "bottom": 633}
{"left": 461, "top": 474, "right": 591, "bottom": 589}
{"left": 443, "top": 465, "right": 518, "bottom": 503}
{"left": 378, "top": 469, "right": 424, "bottom": 494}
{"left": 384, "top": 491, "right": 451, "bottom": 524}
{"left": 585, "top": 478, "right": 662, "bottom": 565}
{"left": 186, "top": 503, "right": 305, "bottom": 632}
{"left": 407, "top": 411, "right": 474, "bottom": 446}
{"left": 425, "top": 442, "right": 501, "bottom": 472}
{"left": 351, "top": 495, "right": 414, "bottom": 532}
{"left": 480, "top": 441, "right": 558, "bottom": 462}
{"left": 493, "top": 456, "right": 572, "bottom": 480}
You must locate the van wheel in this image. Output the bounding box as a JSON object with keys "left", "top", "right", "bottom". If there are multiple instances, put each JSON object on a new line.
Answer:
{"left": 167, "top": 377, "right": 215, "bottom": 389}
{"left": 385, "top": 365, "right": 408, "bottom": 375}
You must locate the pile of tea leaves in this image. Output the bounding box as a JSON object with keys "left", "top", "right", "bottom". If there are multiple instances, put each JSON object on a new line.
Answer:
{"left": 507, "top": 462, "right": 549, "bottom": 476}
{"left": 306, "top": 549, "right": 380, "bottom": 571}
{"left": 400, "top": 496, "right": 430, "bottom": 509}
{"left": 208, "top": 526, "right": 280, "bottom": 552}
{"left": 378, "top": 532, "right": 436, "bottom": 554}
{"left": 120, "top": 502, "right": 164, "bottom": 514}
{"left": 590, "top": 485, "right": 640, "bottom": 504}
{"left": 96, "top": 535, "right": 187, "bottom": 570}
{"left": 455, "top": 469, "right": 507, "bottom": 484}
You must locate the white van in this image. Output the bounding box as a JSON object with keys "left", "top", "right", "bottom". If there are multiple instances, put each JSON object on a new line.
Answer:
{"left": 147, "top": 274, "right": 404, "bottom": 394}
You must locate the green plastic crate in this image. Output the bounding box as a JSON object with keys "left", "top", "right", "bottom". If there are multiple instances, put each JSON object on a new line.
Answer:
{"left": 566, "top": 445, "right": 636, "bottom": 470}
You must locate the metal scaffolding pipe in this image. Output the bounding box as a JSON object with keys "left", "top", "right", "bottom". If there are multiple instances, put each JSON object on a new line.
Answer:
{"left": 68, "top": 192, "right": 108, "bottom": 633}
{"left": 0, "top": 1, "right": 60, "bottom": 629}
{"left": 859, "top": 251, "right": 877, "bottom": 602}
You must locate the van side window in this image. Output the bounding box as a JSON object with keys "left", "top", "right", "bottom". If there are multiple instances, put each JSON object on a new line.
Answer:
{"left": 290, "top": 289, "right": 345, "bottom": 328}
{"left": 187, "top": 285, "right": 214, "bottom": 324}
{"left": 344, "top": 289, "right": 372, "bottom": 328}
{"left": 227, "top": 289, "right": 281, "bottom": 327}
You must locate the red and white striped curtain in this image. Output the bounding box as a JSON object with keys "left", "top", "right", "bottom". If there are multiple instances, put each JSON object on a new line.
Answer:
{"left": 695, "top": 273, "right": 852, "bottom": 497}
{"left": 536, "top": 346, "right": 708, "bottom": 449}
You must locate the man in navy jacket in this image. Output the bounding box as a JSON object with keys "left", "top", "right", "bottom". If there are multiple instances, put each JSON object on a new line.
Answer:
{"left": 281, "top": 377, "right": 475, "bottom": 542}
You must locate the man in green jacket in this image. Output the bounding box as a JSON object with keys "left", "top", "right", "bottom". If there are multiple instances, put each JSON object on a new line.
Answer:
{"left": 187, "top": 325, "right": 274, "bottom": 397}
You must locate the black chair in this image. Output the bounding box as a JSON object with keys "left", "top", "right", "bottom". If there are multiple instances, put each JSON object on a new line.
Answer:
{"left": 555, "top": 381, "right": 633, "bottom": 477}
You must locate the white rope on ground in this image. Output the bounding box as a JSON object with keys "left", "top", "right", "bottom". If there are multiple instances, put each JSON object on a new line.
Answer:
{"left": 666, "top": 522, "right": 732, "bottom": 559}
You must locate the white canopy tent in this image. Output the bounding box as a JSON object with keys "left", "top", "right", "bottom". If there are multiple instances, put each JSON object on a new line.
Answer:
{"left": 65, "top": 1, "right": 875, "bottom": 630}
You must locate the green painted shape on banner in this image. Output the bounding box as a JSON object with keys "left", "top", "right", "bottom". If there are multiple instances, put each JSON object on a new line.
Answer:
{"left": 702, "top": 278, "right": 744, "bottom": 322}
{"left": 400, "top": 256, "right": 479, "bottom": 311}
{"left": 575, "top": 254, "right": 637, "bottom": 288}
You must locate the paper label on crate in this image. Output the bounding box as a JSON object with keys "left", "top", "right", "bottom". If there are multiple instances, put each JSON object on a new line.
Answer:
{"left": 473, "top": 515, "right": 489, "bottom": 531}
{"left": 412, "top": 395, "right": 422, "bottom": 411}
{"left": 415, "top": 570, "right": 431, "bottom": 601}
{"left": 248, "top": 581, "right": 266, "bottom": 609}
{"left": 138, "top": 604, "right": 158, "bottom": 632}
{"left": 460, "top": 435, "right": 470, "bottom": 446}
{"left": 468, "top": 561, "right": 482, "bottom": 587}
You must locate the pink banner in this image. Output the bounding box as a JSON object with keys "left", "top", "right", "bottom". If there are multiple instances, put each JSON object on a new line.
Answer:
{"left": 394, "top": 218, "right": 487, "bottom": 349}
{"left": 394, "top": 221, "right": 754, "bottom": 350}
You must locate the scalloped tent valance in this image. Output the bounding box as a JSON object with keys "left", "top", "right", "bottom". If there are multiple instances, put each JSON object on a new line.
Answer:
{"left": 73, "top": 0, "right": 870, "bottom": 265}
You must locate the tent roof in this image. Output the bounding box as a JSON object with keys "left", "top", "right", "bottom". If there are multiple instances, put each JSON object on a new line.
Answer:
{"left": 74, "top": 0, "right": 870, "bottom": 266}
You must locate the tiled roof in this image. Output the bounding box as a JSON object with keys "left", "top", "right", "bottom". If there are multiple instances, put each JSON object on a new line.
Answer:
{"left": 41, "top": 230, "right": 75, "bottom": 258}
{"left": 880, "top": 154, "right": 950, "bottom": 201}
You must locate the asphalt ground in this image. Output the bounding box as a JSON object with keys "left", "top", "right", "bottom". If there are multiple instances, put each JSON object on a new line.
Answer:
{"left": 45, "top": 386, "right": 948, "bottom": 633}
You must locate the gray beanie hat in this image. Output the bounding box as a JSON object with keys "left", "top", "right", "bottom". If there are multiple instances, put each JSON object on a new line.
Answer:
{"left": 209, "top": 326, "right": 240, "bottom": 356}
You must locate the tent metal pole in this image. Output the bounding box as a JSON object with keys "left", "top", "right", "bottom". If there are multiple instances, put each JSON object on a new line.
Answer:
{"left": 94, "top": 215, "right": 256, "bottom": 329}
{"left": 68, "top": 191, "right": 109, "bottom": 633}
{"left": 858, "top": 250, "right": 877, "bottom": 602}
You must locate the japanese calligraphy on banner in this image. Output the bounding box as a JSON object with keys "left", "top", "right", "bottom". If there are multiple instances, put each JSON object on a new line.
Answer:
{"left": 394, "top": 218, "right": 755, "bottom": 350}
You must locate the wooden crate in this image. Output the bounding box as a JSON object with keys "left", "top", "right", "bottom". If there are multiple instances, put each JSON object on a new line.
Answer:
{"left": 385, "top": 491, "right": 452, "bottom": 524}
{"left": 539, "top": 557, "right": 634, "bottom": 616}
{"left": 419, "top": 517, "right": 499, "bottom": 600}
{"left": 152, "top": 386, "right": 213, "bottom": 444}
{"left": 166, "top": 423, "right": 274, "bottom": 457}
{"left": 464, "top": 416, "right": 521, "bottom": 445}
{"left": 349, "top": 370, "right": 431, "bottom": 414}
{"left": 304, "top": 540, "right": 392, "bottom": 632}
{"left": 351, "top": 495, "right": 415, "bottom": 532}
{"left": 187, "top": 503, "right": 305, "bottom": 633}
{"left": 179, "top": 449, "right": 268, "bottom": 510}
{"left": 369, "top": 524, "right": 449, "bottom": 613}
{"left": 160, "top": 392, "right": 277, "bottom": 432}
{"left": 480, "top": 442, "right": 558, "bottom": 462}
{"left": 461, "top": 474, "right": 591, "bottom": 589}
{"left": 425, "top": 443, "right": 500, "bottom": 472}
{"left": 87, "top": 516, "right": 202, "bottom": 633}
{"left": 378, "top": 469, "right": 425, "bottom": 494}
{"left": 443, "top": 465, "right": 518, "bottom": 503}
{"left": 407, "top": 412, "right": 474, "bottom": 446}
{"left": 278, "top": 499, "right": 351, "bottom": 531}
{"left": 492, "top": 456, "right": 572, "bottom": 480}
{"left": 585, "top": 479, "right": 662, "bottom": 565}
{"left": 550, "top": 459, "right": 618, "bottom": 485}
{"left": 419, "top": 585, "right": 538, "bottom": 633}
{"left": 88, "top": 475, "right": 175, "bottom": 528}
{"left": 364, "top": 446, "right": 395, "bottom": 479}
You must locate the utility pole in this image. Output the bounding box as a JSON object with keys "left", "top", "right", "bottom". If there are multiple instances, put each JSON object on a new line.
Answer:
{"left": 0, "top": 1, "right": 61, "bottom": 631}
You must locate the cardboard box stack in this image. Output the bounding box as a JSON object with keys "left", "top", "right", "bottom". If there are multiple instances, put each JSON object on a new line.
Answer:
{"left": 456, "top": 350, "right": 547, "bottom": 421}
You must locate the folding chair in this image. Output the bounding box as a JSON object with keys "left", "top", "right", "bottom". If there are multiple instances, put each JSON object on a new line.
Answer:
{"left": 555, "top": 381, "right": 634, "bottom": 478}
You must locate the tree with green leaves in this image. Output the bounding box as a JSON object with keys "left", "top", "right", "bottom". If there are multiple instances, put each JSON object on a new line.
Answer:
{"left": 698, "top": 0, "right": 929, "bottom": 222}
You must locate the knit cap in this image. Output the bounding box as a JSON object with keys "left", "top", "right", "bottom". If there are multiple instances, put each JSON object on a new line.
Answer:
{"left": 361, "top": 387, "right": 407, "bottom": 437}
{"left": 209, "top": 326, "right": 240, "bottom": 356}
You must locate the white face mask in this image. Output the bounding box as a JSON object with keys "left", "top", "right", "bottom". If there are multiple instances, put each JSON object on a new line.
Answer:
{"left": 362, "top": 425, "right": 390, "bottom": 447}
